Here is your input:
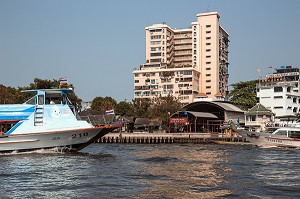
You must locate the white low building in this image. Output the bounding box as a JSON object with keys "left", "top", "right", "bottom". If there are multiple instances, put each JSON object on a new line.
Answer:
{"left": 257, "top": 66, "right": 300, "bottom": 119}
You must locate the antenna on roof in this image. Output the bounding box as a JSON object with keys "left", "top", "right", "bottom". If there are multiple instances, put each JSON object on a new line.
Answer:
{"left": 207, "top": 5, "right": 210, "bottom": 12}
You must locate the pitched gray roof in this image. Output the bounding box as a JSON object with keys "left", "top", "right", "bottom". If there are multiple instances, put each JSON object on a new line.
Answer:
{"left": 246, "top": 103, "right": 273, "bottom": 116}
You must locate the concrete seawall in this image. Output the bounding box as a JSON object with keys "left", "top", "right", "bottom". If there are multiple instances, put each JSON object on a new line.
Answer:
{"left": 97, "top": 132, "right": 247, "bottom": 144}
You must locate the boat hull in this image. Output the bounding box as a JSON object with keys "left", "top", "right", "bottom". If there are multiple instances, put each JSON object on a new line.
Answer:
{"left": 0, "top": 125, "right": 119, "bottom": 153}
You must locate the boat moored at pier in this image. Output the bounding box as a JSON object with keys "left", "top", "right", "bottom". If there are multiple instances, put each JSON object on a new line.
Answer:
{"left": 0, "top": 88, "right": 122, "bottom": 153}
{"left": 229, "top": 121, "right": 300, "bottom": 148}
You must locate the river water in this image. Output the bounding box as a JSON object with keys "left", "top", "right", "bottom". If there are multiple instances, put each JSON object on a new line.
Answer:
{"left": 0, "top": 143, "right": 299, "bottom": 199}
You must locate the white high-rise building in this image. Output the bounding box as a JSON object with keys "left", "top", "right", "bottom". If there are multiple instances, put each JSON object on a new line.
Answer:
{"left": 133, "top": 12, "right": 229, "bottom": 104}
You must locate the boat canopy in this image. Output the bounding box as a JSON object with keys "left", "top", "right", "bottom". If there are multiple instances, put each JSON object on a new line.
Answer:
{"left": 22, "top": 88, "right": 74, "bottom": 95}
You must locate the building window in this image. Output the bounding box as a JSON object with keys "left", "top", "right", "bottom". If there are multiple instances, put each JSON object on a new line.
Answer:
{"left": 206, "top": 92, "right": 211, "bottom": 94}
{"left": 206, "top": 55, "right": 211, "bottom": 58}
{"left": 151, "top": 47, "right": 161, "bottom": 51}
{"left": 206, "top": 62, "right": 211, "bottom": 64}
{"left": 274, "top": 96, "right": 283, "bottom": 99}
{"left": 150, "top": 59, "right": 161, "bottom": 63}
{"left": 206, "top": 25, "right": 211, "bottom": 28}
{"left": 206, "top": 86, "right": 211, "bottom": 89}
{"left": 150, "top": 41, "right": 161, "bottom": 45}
{"left": 193, "top": 26, "right": 196, "bottom": 31}
{"left": 194, "top": 50, "right": 196, "bottom": 54}
{"left": 274, "top": 106, "right": 283, "bottom": 109}
{"left": 206, "top": 49, "right": 211, "bottom": 52}
{"left": 206, "top": 31, "right": 211, "bottom": 34}
{"left": 150, "top": 29, "right": 162, "bottom": 33}
{"left": 206, "top": 74, "right": 211, "bottom": 76}
{"left": 206, "top": 37, "right": 211, "bottom": 40}
{"left": 274, "top": 86, "right": 283, "bottom": 92}
{"left": 206, "top": 68, "right": 211, "bottom": 70}
{"left": 206, "top": 80, "right": 211, "bottom": 82}
{"left": 150, "top": 53, "right": 161, "bottom": 57}
{"left": 206, "top": 43, "right": 211, "bottom": 46}
{"left": 194, "top": 44, "right": 196, "bottom": 48}
{"left": 151, "top": 35, "right": 161, "bottom": 40}
{"left": 183, "top": 70, "right": 192, "bottom": 75}
{"left": 135, "top": 80, "right": 139, "bottom": 83}
{"left": 194, "top": 38, "right": 196, "bottom": 42}
{"left": 193, "top": 56, "right": 196, "bottom": 61}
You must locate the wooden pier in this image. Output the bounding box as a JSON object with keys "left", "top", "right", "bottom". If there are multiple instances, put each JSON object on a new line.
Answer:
{"left": 97, "top": 132, "right": 247, "bottom": 144}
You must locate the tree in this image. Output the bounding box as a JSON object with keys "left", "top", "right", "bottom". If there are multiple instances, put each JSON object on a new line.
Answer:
{"left": 131, "top": 95, "right": 182, "bottom": 130}
{"left": 149, "top": 95, "right": 182, "bottom": 130}
{"left": 29, "top": 78, "right": 57, "bottom": 89}
{"left": 91, "top": 96, "right": 117, "bottom": 114}
{"left": 115, "top": 101, "right": 134, "bottom": 116}
{"left": 228, "top": 80, "right": 258, "bottom": 110}
{"left": 132, "top": 98, "right": 152, "bottom": 118}
{"left": 0, "top": 85, "right": 16, "bottom": 104}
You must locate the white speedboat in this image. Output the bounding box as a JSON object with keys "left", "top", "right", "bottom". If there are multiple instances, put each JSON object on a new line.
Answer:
{"left": 231, "top": 123, "right": 300, "bottom": 148}
{"left": 0, "top": 88, "right": 122, "bottom": 153}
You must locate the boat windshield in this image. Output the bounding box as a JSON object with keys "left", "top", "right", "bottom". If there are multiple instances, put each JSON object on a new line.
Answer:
{"left": 273, "top": 130, "right": 288, "bottom": 137}
{"left": 45, "top": 93, "right": 67, "bottom": 105}
{"left": 288, "top": 130, "right": 300, "bottom": 138}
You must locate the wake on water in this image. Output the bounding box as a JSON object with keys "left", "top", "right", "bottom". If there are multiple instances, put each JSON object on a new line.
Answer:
{"left": 0, "top": 147, "right": 73, "bottom": 156}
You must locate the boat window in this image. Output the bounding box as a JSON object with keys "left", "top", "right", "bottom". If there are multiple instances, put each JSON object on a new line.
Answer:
{"left": 62, "top": 94, "right": 67, "bottom": 105}
{"left": 38, "top": 95, "right": 44, "bottom": 105}
{"left": 289, "top": 131, "right": 300, "bottom": 138}
{"left": 274, "top": 130, "right": 287, "bottom": 136}
{"left": 25, "top": 96, "right": 37, "bottom": 105}
{"left": 45, "top": 93, "right": 63, "bottom": 104}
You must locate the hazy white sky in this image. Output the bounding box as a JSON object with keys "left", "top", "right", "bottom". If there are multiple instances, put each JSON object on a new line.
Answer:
{"left": 1, "top": 0, "right": 299, "bottom": 102}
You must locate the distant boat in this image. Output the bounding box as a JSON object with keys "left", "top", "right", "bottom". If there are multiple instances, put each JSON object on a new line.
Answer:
{"left": 0, "top": 88, "right": 122, "bottom": 153}
{"left": 228, "top": 121, "right": 300, "bottom": 148}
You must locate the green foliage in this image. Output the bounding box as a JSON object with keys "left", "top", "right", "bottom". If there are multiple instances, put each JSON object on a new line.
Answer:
{"left": 30, "top": 78, "right": 58, "bottom": 89}
{"left": 228, "top": 80, "right": 258, "bottom": 110}
{"left": 148, "top": 95, "right": 182, "bottom": 130}
{"left": 132, "top": 98, "right": 152, "bottom": 118}
{"left": 115, "top": 101, "right": 134, "bottom": 116}
{"left": 91, "top": 96, "right": 117, "bottom": 114}
{"left": 0, "top": 85, "right": 16, "bottom": 104}
{"left": 130, "top": 95, "right": 182, "bottom": 130}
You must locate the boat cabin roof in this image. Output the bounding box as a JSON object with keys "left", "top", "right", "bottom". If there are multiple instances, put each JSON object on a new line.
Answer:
{"left": 22, "top": 88, "right": 74, "bottom": 95}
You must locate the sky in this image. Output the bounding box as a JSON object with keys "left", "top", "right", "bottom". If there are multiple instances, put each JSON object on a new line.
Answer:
{"left": 1, "top": 0, "right": 300, "bottom": 102}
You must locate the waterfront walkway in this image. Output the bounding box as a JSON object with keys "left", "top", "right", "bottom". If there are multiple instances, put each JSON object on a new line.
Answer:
{"left": 97, "top": 132, "right": 248, "bottom": 144}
